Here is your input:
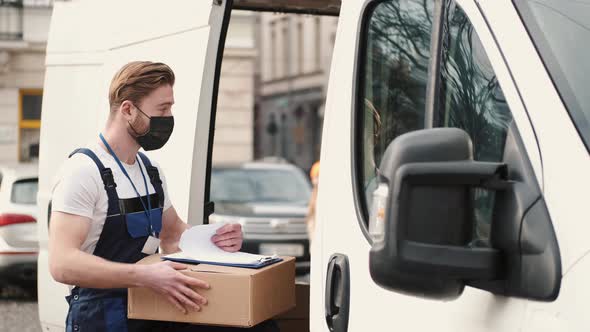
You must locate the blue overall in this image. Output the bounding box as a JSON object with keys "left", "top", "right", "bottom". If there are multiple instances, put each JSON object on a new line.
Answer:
{"left": 64, "top": 147, "right": 279, "bottom": 332}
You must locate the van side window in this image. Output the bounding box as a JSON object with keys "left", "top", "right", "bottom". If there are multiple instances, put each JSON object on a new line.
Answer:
{"left": 358, "top": 0, "right": 435, "bottom": 220}
{"left": 435, "top": 3, "right": 513, "bottom": 241}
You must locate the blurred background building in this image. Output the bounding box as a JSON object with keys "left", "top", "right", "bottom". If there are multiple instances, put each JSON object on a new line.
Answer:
{"left": 0, "top": 0, "right": 52, "bottom": 163}
{"left": 0, "top": 2, "right": 338, "bottom": 173}
{"left": 213, "top": 10, "right": 257, "bottom": 165}
{"left": 254, "top": 13, "right": 337, "bottom": 173}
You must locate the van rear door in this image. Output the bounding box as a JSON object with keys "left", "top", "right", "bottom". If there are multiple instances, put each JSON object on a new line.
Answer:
{"left": 37, "top": 1, "right": 231, "bottom": 330}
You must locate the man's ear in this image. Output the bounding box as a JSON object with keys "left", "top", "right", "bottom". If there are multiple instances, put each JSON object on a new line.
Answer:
{"left": 119, "top": 100, "right": 134, "bottom": 119}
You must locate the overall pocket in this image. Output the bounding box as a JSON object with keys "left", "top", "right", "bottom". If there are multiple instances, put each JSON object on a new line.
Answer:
{"left": 125, "top": 207, "right": 163, "bottom": 238}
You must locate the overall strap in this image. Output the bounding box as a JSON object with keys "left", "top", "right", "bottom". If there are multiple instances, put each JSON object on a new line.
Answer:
{"left": 69, "top": 148, "right": 120, "bottom": 216}
{"left": 137, "top": 152, "right": 165, "bottom": 208}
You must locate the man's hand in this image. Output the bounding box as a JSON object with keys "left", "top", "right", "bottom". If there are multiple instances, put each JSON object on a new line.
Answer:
{"left": 160, "top": 207, "right": 190, "bottom": 254}
{"left": 211, "top": 223, "right": 243, "bottom": 252}
{"left": 136, "top": 261, "right": 209, "bottom": 314}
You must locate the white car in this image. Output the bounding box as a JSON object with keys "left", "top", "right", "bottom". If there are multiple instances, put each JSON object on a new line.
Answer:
{"left": 0, "top": 164, "right": 39, "bottom": 287}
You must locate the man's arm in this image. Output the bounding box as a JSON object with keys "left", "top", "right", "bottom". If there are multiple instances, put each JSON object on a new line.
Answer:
{"left": 160, "top": 207, "right": 244, "bottom": 254}
{"left": 49, "top": 211, "right": 208, "bottom": 313}
{"left": 159, "top": 207, "right": 190, "bottom": 254}
{"left": 49, "top": 211, "right": 143, "bottom": 288}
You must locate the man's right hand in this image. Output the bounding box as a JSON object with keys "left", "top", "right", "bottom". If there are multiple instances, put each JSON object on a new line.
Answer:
{"left": 136, "top": 261, "right": 209, "bottom": 314}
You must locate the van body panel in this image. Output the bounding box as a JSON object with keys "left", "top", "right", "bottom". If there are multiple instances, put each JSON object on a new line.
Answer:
{"left": 478, "top": 0, "right": 590, "bottom": 272}
{"left": 521, "top": 255, "right": 590, "bottom": 331}
{"left": 37, "top": 1, "right": 230, "bottom": 329}
{"left": 313, "top": 0, "right": 579, "bottom": 330}
{"left": 479, "top": 1, "right": 590, "bottom": 330}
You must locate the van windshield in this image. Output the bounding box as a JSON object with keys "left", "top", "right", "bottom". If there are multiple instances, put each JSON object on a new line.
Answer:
{"left": 515, "top": 0, "right": 590, "bottom": 150}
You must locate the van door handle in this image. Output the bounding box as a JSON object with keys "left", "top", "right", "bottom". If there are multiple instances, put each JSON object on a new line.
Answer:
{"left": 325, "top": 254, "right": 350, "bottom": 332}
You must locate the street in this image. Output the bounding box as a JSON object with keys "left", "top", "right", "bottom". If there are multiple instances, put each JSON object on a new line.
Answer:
{"left": 0, "top": 286, "right": 41, "bottom": 332}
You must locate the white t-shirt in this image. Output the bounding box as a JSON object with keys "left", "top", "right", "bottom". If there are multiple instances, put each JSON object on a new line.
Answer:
{"left": 51, "top": 143, "right": 172, "bottom": 254}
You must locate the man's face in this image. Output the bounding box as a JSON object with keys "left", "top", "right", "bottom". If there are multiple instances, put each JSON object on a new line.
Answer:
{"left": 126, "top": 84, "right": 174, "bottom": 136}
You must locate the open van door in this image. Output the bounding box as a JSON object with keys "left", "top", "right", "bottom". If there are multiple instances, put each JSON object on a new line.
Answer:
{"left": 37, "top": 1, "right": 231, "bottom": 330}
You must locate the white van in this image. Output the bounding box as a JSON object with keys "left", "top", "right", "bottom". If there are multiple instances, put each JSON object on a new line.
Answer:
{"left": 37, "top": 0, "right": 589, "bottom": 331}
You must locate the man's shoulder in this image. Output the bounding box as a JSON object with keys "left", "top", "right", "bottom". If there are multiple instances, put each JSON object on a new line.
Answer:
{"left": 58, "top": 148, "right": 104, "bottom": 180}
{"left": 139, "top": 153, "right": 164, "bottom": 172}
{"left": 138, "top": 154, "right": 169, "bottom": 189}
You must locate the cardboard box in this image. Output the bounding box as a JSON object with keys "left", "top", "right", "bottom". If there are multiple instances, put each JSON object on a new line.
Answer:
{"left": 276, "top": 283, "right": 310, "bottom": 332}
{"left": 128, "top": 254, "right": 296, "bottom": 327}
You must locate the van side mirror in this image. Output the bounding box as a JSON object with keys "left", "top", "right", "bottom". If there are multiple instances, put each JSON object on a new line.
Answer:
{"left": 369, "top": 128, "right": 506, "bottom": 300}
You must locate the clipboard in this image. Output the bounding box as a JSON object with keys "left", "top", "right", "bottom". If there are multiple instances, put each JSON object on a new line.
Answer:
{"left": 161, "top": 255, "right": 283, "bottom": 269}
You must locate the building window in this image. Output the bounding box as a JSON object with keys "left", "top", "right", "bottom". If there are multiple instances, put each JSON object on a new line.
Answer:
{"left": 23, "top": 0, "right": 54, "bottom": 7}
{"left": 282, "top": 18, "right": 290, "bottom": 78}
{"left": 0, "top": 0, "right": 24, "bottom": 41}
{"left": 19, "top": 89, "right": 42, "bottom": 161}
{"left": 315, "top": 17, "right": 321, "bottom": 71}
{"left": 297, "top": 20, "right": 304, "bottom": 74}
{"left": 270, "top": 21, "right": 276, "bottom": 80}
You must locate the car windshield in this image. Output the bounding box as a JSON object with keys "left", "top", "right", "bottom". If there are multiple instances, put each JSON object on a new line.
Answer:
{"left": 211, "top": 168, "right": 311, "bottom": 204}
{"left": 515, "top": 0, "right": 590, "bottom": 149}
{"left": 11, "top": 178, "right": 38, "bottom": 205}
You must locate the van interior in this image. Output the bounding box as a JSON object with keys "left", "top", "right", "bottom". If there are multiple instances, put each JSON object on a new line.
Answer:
{"left": 210, "top": 0, "right": 340, "bottom": 332}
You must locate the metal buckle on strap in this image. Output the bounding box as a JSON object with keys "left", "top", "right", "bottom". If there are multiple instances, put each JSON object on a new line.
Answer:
{"left": 100, "top": 169, "right": 117, "bottom": 190}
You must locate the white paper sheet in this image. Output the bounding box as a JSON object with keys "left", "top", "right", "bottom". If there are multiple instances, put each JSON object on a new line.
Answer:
{"left": 168, "top": 223, "right": 277, "bottom": 265}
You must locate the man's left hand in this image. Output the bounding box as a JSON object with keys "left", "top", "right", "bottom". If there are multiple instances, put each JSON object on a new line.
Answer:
{"left": 211, "top": 223, "right": 243, "bottom": 252}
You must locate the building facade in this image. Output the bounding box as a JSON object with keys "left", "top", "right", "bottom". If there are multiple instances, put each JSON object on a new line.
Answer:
{"left": 0, "top": 0, "right": 52, "bottom": 163}
{"left": 0, "top": 2, "right": 256, "bottom": 165}
{"left": 212, "top": 10, "right": 257, "bottom": 165}
{"left": 255, "top": 13, "right": 338, "bottom": 172}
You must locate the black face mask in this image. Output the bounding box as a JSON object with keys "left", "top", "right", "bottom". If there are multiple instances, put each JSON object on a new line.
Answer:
{"left": 129, "top": 105, "right": 174, "bottom": 151}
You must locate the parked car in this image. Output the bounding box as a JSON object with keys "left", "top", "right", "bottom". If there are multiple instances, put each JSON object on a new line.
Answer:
{"left": 210, "top": 161, "right": 312, "bottom": 275}
{"left": 0, "top": 163, "right": 39, "bottom": 287}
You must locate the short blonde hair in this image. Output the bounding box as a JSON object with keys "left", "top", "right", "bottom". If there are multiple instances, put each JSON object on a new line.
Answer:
{"left": 108, "top": 61, "right": 175, "bottom": 111}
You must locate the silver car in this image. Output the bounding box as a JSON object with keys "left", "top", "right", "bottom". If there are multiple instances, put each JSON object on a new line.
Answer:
{"left": 0, "top": 164, "right": 39, "bottom": 287}
{"left": 210, "top": 161, "right": 312, "bottom": 275}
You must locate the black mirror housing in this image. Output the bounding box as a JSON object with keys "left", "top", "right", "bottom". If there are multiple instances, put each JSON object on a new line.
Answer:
{"left": 369, "top": 128, "right": 505, "bottom": 300}
{"left": 369, "top": 126, "right": 561, "bottom": 302}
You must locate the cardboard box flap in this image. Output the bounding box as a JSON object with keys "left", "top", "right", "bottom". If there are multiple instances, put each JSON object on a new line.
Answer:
{"left": 137, "top": 254, "right": 293, "bottom": 275}
{"left": 136, "top": 254, "right": 248, "bottom": 274}
{"left": 186, "top": 257, "right": 295, "bottom": 275}
{"left": 189, "top": 263, "right": 257, "bottom": 275}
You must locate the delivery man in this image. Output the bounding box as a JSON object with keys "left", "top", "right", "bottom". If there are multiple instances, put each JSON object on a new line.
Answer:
{"left": 49, "top": 61, "right": 278, "bottom": 331}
